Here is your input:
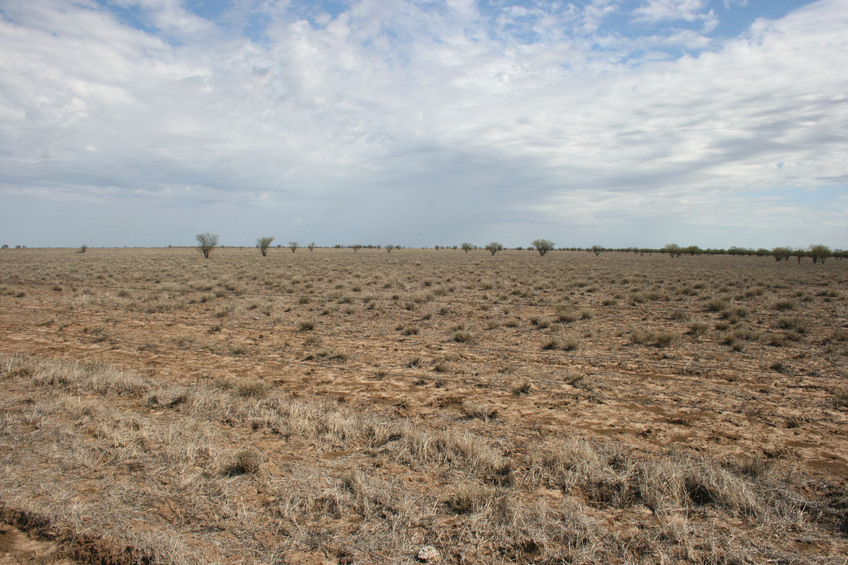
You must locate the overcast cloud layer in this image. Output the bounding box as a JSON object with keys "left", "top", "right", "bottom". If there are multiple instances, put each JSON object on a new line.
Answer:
{"left": 1, "top": 0, "right": 846, "bottom": 249}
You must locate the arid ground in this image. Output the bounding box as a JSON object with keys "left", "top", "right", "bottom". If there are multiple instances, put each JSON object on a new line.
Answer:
{"left": 1, "top": 247, "right": 846, "bottom": 563}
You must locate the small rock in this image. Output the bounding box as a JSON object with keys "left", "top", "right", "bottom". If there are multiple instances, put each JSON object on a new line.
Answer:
{"left": 416, "top": 545, "right": 441, "bottom": 563}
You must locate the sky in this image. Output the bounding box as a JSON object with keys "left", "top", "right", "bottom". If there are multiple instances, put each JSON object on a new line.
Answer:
{"left": 0, "top": 0, "right": 846, "bottom": 249}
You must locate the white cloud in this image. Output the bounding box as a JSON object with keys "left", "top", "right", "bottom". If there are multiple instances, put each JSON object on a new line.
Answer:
{"left": 0, "top": 0, "right": 846, "bottom": 248}
{"left": 633, "top": 0, "right": 709, "bottom": 24}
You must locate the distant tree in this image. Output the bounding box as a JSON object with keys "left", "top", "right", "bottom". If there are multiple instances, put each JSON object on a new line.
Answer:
{"left": 809, "top": 244, "right": 831, "bottom": 264}
{"left": 256, "top": 237, "right": 275, "bottom": 256}
{"left": 385, "top": 244, "right": 395, "bottom": 254}
{"left": 664, "top": 243, "right": 681, "bottom": 258}
{"left": 1, "top": 244, "right": 8, "bottom": 249}
{"left": 77, "top": 244, "right": 88, "bottom": 254}
{"left": 307, "top": 242, "right": 316, "bottom": 252}
{"left": 461, "top": 242, "right": 474, "bottom": 253}
{"left": 288, "top": 241, "right": 299, "bottom": 253}
{"left": 531, "top": 239, "right": 555, "bottom": 256}
{"left": 793, "top": 248, "right": 806, "bottom": 263}
{"left": 196, "top": 233, "right": 218, "bottom": 259}
{"left": 352, "top": 244, "right": 362, "bottom": 253}
{"left": 771, "top": 247, "right": 791, "bottom": 262}
{"left": 591, "top": 245, "right": 604, "bottom": 256}
{"left": 485, "top": 242, "right": 503, "bottom": 256}
{"left": 727, "top": 246, "right": 751, "bottom": 256}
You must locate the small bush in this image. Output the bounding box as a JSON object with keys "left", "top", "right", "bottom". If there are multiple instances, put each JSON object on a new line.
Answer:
{"left": 445, "top": 482, "right": 498, "bottom": 514}
{"left": 773, "top": 299, "right": 796, "bottom": 311}
{"left": 722, "top": 306, "right": 749, "bottom": 319}
{"left": 235, "top": 379, "right": 268, "bottom": 398}
{"left": 688, "top": 321, "right": 709, "bottom": 336}
{"left": 653, "top": 331, "right": 679, "bottom": 347}
{"left": 669, "top": 310, "right": 691, "bottom": 322}
{"left": 542, "top": 338, "right": 560, "bottom": 351}
{"left": 555, "top": 307, "right": 579, "bottom": 323}
{"left": 561, "top": 336, "right": 581, "bottom": 351}
{"left": 228, "top": 343, "right": 248, "bottom": 356}
{"left": 407, "top": 356, "right": 425, "bottom": 368}
{"left": 450, "top": 325, "right": 474, "bottom": 343}
{"left": 630, "top": 327, "right": 679, "bottom": 347}
{"left": 706, "top": 298, "right": 729, "bottom": 312}
{"left": 776, "top": 317, "right": 808, "bottom": 334}
{"left": 767, "top": 333, "right": 788, "bottom": 347}
{"left": 223, "top": 448, "right": 263, "bottom": 476}
{"left": 461, "top": 400, "right": 498, "bottom": 420}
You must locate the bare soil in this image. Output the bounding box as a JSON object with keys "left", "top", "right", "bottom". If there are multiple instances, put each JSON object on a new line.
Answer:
{"left": 1, "top": 247, "right": 846, "bottom": 563}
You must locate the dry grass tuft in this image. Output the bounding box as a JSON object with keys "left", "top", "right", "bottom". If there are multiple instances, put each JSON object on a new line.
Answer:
{"left": 223, "top": 448, "right": 263, "bottom": 476}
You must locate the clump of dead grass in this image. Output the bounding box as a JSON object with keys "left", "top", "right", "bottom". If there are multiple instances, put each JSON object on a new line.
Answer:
{"left": 630, "top": 327, "right": 680, "bottom": 347}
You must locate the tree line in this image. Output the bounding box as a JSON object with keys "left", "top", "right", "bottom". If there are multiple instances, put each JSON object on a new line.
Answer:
{"left": 191, "top": 234, "right": 843, "bottom": 263}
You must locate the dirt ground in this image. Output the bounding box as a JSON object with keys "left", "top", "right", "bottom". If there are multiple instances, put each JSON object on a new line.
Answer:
{"left": 1, "top": 247, "right": 846, "bottom": 563}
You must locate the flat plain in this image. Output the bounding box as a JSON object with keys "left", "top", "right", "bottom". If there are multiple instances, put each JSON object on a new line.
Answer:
{"left": 1, "top": 247, "right": 846, "bottom": 563}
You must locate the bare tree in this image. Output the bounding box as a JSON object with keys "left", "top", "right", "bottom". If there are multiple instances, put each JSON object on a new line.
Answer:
{"left": 307, "top": 242, "right": 316, "bottom": 252}
{"left": 485, "top": 242, "right": 503, "bottom": 256}
{"left": 77, "top": 244, "right": 88, "bottom": 254}
{"left": 531, "top": 239, "right": 555, "bottom": 256}
{"left": 256, "top": 237, "right": 275, "bottom": 257}
{"left": 196, "top": 233, "right": 218, "bottom": 259}
{"left": 288, "top": 241, "right": 299, "bottom": 253}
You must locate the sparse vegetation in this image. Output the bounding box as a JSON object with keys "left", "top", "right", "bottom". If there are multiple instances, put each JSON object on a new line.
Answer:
{"left": 0, "top": 248, "right": 845, "bottom": 563}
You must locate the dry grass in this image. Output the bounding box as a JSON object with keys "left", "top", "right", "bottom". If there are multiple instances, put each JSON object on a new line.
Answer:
{"left": 1, "top": 248, "right": 847, "bottom": 563}
{"left": 1, "top": 354, "right": 844, "bottom": 563}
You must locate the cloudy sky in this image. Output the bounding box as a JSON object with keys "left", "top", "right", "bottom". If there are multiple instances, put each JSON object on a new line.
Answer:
{"left": 1, "top": 0, "right": 846, "bottom": 249}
